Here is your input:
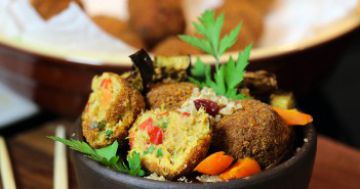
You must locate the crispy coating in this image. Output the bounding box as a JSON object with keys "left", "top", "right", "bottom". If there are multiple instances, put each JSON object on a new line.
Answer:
{"left": 246, "top": 0, "right": 276, "bottom": 15}
{"left": 128, "top": 0, "right": 186, "bottom": 47}
{"left": 82, "top": 73, "right": 145, "bottom": 148}
{"left": 213, "top": 99, "right": 293, "bottom": 168}
{"left": 129, "top": 109, "right": 211, "bottom": 179}
{"left": 216, "top": 0, "right": 264, "bottom": 49}
{"left": 152, "top": 37, "right": 203, "bottom": 56}
{"left": 30, "top": 0, "right": 82, "bottom": 20}
{"left": 146, "top": 82, "right": 197, "bottom": 110}
{"left": 92, "top": 16, "right": 144, "bottom": 48}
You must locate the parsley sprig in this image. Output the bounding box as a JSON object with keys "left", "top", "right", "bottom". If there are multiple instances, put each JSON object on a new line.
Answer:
{"left": 180, "top": 10, "right": 252, "bottom": 100}
{"left": 48, "top": 136, "right": 145, "bottom": 176}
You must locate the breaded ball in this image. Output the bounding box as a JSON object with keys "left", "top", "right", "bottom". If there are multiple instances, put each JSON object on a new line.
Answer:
{"left": 213, "top": 100, "right": 293, "bottom": 168}
{"left": 246, "top": 0, "right": 276, "bottom": 15}
{"left": 128, "top": 0, "right": 186, "bottom": 47}
{"left": 152, "top": 37, "right": 203, "bottom": 56}
{"left": 216, "top": 0, "right": 264, "bottom": 49}
{"left": 92, "top": 16, "right": 144, "bottom": 48}
{"left": 129, "top": 109, "right": 211, "bottom": 179}
{"left": 82, "top": 72, "right": 145, "bottom": 148}
{"left": 30, "top": 0, "right": 83, "bottom": 20}
{"left": 147, "top": 82, "right": 197, "bottom": 110}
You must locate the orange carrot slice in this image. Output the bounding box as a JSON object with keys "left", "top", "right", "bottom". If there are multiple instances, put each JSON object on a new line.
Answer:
{"left": 219, "top": 157, "right": 261, "bottom": 181}
{"left": 194, "top": 151, "right": 234, "bottom": 175}
{"left": 273, "top": 107, "right": 313, "bottom": 126}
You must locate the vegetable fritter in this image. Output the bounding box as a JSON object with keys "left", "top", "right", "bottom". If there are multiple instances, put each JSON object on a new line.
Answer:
{"left": 152, "top": 37, "right": 202, "bottom": 56}
{"left": 82, "top": 72, "right": 145, "bottom": 148}
{"left": 216, "top": 0, "right": 264, "bottom": 50}
{"left": 147, "top": 82, "right": 196, "bottom": 110}
{"left": 213, "top": 99, "right": 293, "bottom": 168}
{"left": 128, "top": 0, "right": 186, "bottom": 47}
{"left": 129, "top": 109, "right": 211, "bottom": 179}
{"left": 92, "top": 16, "right": 144, "bottom": 49}
{"left": 30, "top": 0, "right": 83, "bottom": 20}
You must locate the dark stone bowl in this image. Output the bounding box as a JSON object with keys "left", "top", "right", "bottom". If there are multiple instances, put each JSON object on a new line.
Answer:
{"left": 70, "top": 124, "right": 316, "bottom": 189}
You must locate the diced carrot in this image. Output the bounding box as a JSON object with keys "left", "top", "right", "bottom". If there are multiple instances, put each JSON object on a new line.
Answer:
{"left": 101, "top": 88, "right": 112, "bottom": 106}
{"left": 194, "top": 151, "right": 234, "bottom": 175}
{"left": 219, "top": 157, "right": 261, "bottom": 181}
{"left": 272, "top": 107, "right": 313, "bottom": 126}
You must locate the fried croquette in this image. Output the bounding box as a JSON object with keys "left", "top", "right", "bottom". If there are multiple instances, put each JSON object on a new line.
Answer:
{"left": 213, "top": 99, "right": 293, "bottom": 168}
{"left": 246, "top": 0, "right": 276, "bottom": 15}
{"left": 128, "top": 0, "right": 186, "bottom": 47}
{"left": 152, "top": 37, "right": 203, "bottom": 56}
{"left": 147, "top": 82, "right": 197, "bottom": 110}
{"left": 216, "top": 0, "right": 264, "bottom": 49}
{"left": 30, "top": 0, "right": 82, "bottom": 20}
{"left": 82, "top": 72, "right": 145, "bottom": 148}
{"left": 129, "top": 109, "right": 211, "bottom": 179}
{"left": 92, "top": 16, "right": 144, "bottom": 48}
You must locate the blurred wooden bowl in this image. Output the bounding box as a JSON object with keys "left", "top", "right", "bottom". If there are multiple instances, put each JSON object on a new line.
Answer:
{"left": 0, "top": 2, "right": 359, "bottom": 117}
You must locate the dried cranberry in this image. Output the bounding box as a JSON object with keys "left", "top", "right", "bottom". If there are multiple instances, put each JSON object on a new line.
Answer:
{"left": 194, "top": 99, "right": 220, "bottom": 116}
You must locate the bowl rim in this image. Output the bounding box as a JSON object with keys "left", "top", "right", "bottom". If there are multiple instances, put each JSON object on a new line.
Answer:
{"left": 71, "top": 124, "right": 316, "bottom": 188}
{"left": 0, "top": 1, "right": 359, "bottom": 66}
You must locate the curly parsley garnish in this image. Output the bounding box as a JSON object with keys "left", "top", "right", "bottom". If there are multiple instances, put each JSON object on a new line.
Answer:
{"left": 48, "top": 136, "right": 145, "bottom": 176}
{"left": 180, "top": 10, "right": 251, "bottom": 100}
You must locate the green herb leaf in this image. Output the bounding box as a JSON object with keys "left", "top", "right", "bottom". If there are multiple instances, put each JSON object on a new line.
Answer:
{"left": 48, "top": 136, "right": 145, "bottom": 176}
{"left": 178, "top": 35, "right": 212, "bottom": 54}
{"left": 127, "top": 151, "right": 145, "bottom": 176}
{"left": 95, "top": 140, "right": 118, "bottom": 161}
{"left": 180, "top": 10, "right": 251, "bottom": 100}
{"left": 219, "top": 24, "right": 241, "bottom": 55}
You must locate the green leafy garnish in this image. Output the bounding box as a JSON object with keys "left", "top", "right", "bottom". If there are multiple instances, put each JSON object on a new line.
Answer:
{"left": 48, "top": 136, "right": 145, "bottom": 176}
{"left": 127, "top": 151, "right": 145, "bottom": 176}
{"left": 180, "top": 10, "right": 251, "bottom": 100}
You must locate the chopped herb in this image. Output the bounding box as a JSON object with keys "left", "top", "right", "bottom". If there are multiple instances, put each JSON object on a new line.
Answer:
{"left": 144, "top": 144, "right": 155, "bottom": 155}
{"left": 180, "top": 10, "right": 251, "bottom": 100}
{"left": 157, "top": 118, "right": 168, "bottom": 129}
{"left": 105, "top": 130, "right": 113, "bottom": 138}
{"left": 91, "top": 120, "right": 106, "bottom": 130}
{"left": 127, "top": 151, "right": 145, "bottom": 176}
{"left": 48, "top": 136, "right": 145, "bottom": 176}
{"left": 156, "top": 148, "right": 163, "bottom": 157}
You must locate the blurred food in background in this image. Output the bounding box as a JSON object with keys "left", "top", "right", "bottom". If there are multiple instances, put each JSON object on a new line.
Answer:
{"left": 29, "top": 0, "right": 274, "bottom": 55}
{"left": 30, "top": 0, "right": 83, "bottom": 20}
{"left": 128, "top": 0, "right": 186, "bottom": 48}
{"left": 92, "top": 16, "right": 144, "bottom": 48}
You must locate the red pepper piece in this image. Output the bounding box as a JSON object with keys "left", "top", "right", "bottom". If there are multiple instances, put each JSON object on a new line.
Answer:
{"left": 149, "top": 127, "right": 163, "bottom": 145}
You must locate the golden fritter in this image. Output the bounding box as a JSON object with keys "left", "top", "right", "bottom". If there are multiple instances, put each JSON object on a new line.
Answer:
{"left": 246, "top": 0, "right": 276, "bottom": 15}
{"left": 213, "top": 100, "right": 293, "bottom": 168}
{"left": 152, "top": 37, "right": 203, "bottom": 56}
{"left": 92, "top": 16, "right": 144, "bottom": 48}
{"left": 82, "top": 72, "right": 145, "bottom": 148}
{"left": 216, "top": 0, "right": 264, "bottom": 48}
{"left": 129, "top": 109, "right": 211, "bottom": 179}
{"left": 128, "top": 0, "right": 186, "bottom": 47}
{"left": 147, "top": 82, "right": 197, "bottom": 110}
{"left": 30, "top": 0, "right": 83, "bottom": 20}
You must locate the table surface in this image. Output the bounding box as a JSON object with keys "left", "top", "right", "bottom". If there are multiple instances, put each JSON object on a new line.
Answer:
{"left": 1, "top": 119, "right": 360, "bottom": 189}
